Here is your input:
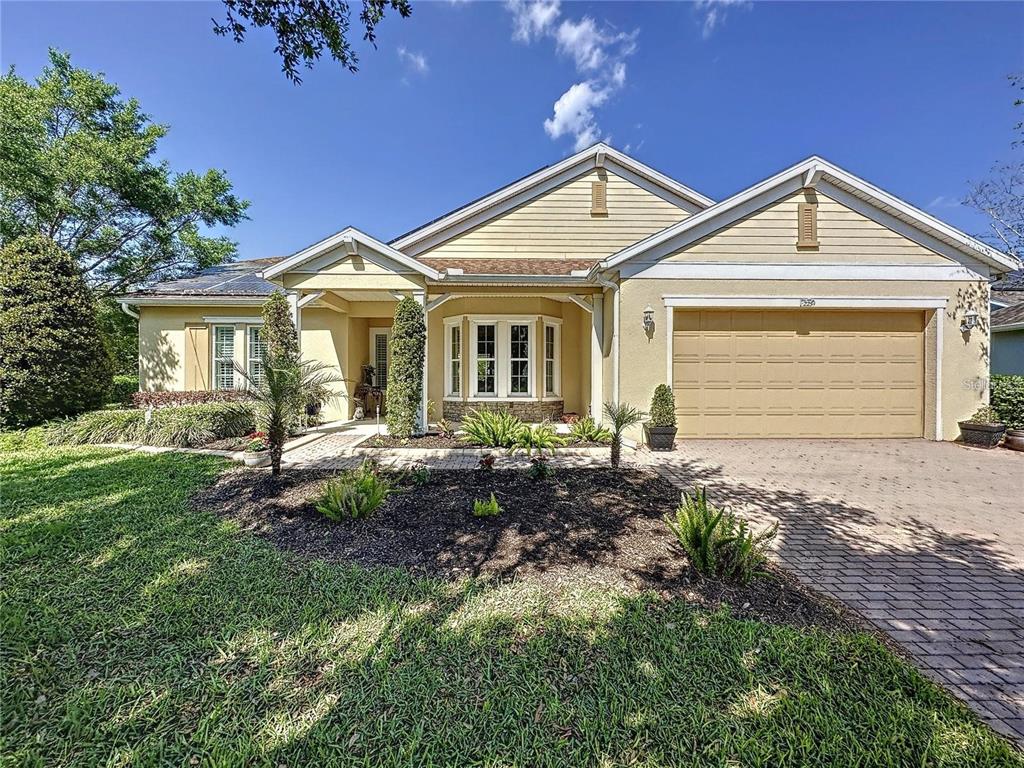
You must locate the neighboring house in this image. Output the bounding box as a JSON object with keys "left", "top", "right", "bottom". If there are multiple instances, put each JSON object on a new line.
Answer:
{"left": 120, "top": 144, "right": 1021, "bottom": 441}
{"left": 991, "top": 269, "right": 1024, "bottom": 374}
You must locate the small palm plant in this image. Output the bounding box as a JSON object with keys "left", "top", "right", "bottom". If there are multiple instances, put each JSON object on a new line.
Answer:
{"left": 235, "top": 357, "right": 342, "bottom": 475}
{"left": 602, "top": 401, "right": 645, "bottom": 468}
{"left": 509, "top": 422, "right": 564, "bottom": 456}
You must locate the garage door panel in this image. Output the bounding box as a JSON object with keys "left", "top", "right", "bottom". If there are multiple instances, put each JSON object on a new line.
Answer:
{"left": 672, "top": 309, "right": 924, "bottom": 438}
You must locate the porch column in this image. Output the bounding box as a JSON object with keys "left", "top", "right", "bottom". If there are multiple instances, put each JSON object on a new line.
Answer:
{"left": 591, "top": 296, "right": 604, "bottom": 421}
{"left": 415, "top": 290, "right": 427, "bottom": 435}
{"left": 287, "top": 291, "right": 302, "bottom": 350}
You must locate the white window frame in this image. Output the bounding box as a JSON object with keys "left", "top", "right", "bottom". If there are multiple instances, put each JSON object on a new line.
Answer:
{"left": 212, "top": 324, "right": 237, "bottom": 390}
{"left": 369, "top": 327, "right": 390, "bottom": 388}
{"left": 247, "top": 325, "right": 267, "bottom": 386}
{"left": 543, "top": 321, "right": 561, "bottom": 399}
{"left": 444, "top": 319, "right": 462, "bottom": 398}
{"left": 507, "top": 321, "right": 532, "bottom": 397}
{"left": 471, "top": 321, "right": 499, "bottom": 397}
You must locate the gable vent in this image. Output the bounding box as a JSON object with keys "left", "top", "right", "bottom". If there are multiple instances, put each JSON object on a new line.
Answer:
{"left": 591, "top": 181, "right": 608, "bottom": 216}
{"left": 797, "top": 201, "right": 819, "bottom": 248}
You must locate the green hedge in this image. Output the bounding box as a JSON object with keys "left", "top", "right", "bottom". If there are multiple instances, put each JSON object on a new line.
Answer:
{"left": 108, "top": 375, "right": 139, "bottom": 405}
{"left": 991, "top": 374, "right": 1024, "bottom": 430}
{"left": 49, "top": 403, "right": 255, "bottom": 448}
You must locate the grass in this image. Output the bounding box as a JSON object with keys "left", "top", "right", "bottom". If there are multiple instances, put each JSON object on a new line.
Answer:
{"left": 2, "top": 443, "right": 1020, "bottom": 767}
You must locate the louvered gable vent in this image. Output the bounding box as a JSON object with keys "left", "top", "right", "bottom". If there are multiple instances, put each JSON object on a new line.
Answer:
{"left": 797, "top": 201, "right": 819, "bottom": 248}
{"left": 591, "top": 180, "right": 608, "bottom": 216}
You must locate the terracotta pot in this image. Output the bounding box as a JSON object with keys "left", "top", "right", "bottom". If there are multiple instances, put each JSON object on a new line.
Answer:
{"left": 644, "top": 424, "right": 678, "bottom": 451}
{"left": 958, "top": 421, "right": 1006, "bottom": 449}
{"left": 1003, "top": 428, "right": 1024, "bottom": 452}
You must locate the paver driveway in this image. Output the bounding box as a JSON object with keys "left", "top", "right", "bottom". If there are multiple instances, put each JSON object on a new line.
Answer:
{"left": 652, "top": 439, "right": 1024, "bottom": 744}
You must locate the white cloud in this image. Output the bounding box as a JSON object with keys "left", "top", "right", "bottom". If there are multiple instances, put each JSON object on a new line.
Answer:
{"left": 544, "top": 81, "right": 611, "bottom": 151}
{"left": 695, "top": 0, "right": 751, "bottom": 39}
{"left": 507, "top": 0, "right": 561, "bottom": 42}
{"left": 928, "top": 195, "right": 963, "bottom": 210}
{"left": 397, "top": 46, "right": 429, "bottom": 74}
{"left": 507, "top": 1, "right": 636, "bottom": 150}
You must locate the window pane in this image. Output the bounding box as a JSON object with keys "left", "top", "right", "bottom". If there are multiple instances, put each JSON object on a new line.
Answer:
{"left": 510, "top": 360, "right": 529, "bottom": 394}
{"left": 374, "top": 334, "right": 388, "bottom": 388}
{"left": 508, "top": 324, "right": 529, "bottom": 396}
{"left": 477, "top": 324, "right": 494, "bottom": 357}
{"left": 545, "top": 360, "right": 554, "bottom": 394}
{"left": 214, "top": 326, "right": 235, "bottom": 390}
{"left": 451, "top": 360, "right": 460, "bottom": 394}
{"left": 247, "top": 327, "right": 266, "bottom": 386}
{"left": 476, "top": 359, "right": 495, "bottom": 394}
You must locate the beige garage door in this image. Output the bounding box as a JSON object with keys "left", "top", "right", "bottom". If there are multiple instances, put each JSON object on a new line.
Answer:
{"left": 672, "top": 310, "right": 925, "bottom": 438}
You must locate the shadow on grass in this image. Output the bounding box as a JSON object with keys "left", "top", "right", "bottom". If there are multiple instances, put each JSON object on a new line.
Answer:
{"left": 2, "top": 446, "right": 1020, "bottom": 766}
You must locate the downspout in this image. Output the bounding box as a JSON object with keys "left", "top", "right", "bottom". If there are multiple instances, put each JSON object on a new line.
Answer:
{"left": 593, "top": 275, "right": 619, "bottom": 405}
{"left": 120, "top": 301, "right": 139, "bottom": 320}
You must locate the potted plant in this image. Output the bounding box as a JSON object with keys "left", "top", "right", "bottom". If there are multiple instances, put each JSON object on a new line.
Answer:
{"left": 958, "top": 406, "right": 1006, "bottom": 449}
{"left": 241, "top": 432, "right": 271, "bottom": 467}
{"left": 644, "top": 384, "right": 678, "bottom": 451}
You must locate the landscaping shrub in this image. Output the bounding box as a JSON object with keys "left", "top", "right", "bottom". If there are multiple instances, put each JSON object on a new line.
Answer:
{"left": 964, "top": 405, "right": 1001, "bottom": 424}
{"left": 602, "top": 401, "right": 645, "bottom": 468}
{"left": 407, "top": 462, "right": 431, "bottom": 487}
{"left": 1, "top": 234, "right": 113, "bottom": 425}
{"left": 460, "top": 409, "right": 525, "bottom": 448}
{"left": 262, "top": 291, "right": 300, "bottom": 365}
{"left": 108, "top": 375, "right": 139, "bottom": 405}
{"left": 527, "top": 457, "right": 554, "bottom": 480}
{"left": 471, "top": 493, "right": 502, "bottom": 517}
{"left": 437, "top": 418, "right": 456, "bottom": 439}
{"left": 665, "top": 486, "right": 777, "bottom": 584}
{"left": 510, "top": 422, "right": 563, "bottom": 456}
{"left": 49, "top": 402, "right": 254, "bottom": 448}
{"left": 385, "top": 297, "right": 425, "bottom": 438}
{"left": 568, "top": 416, "right": 612, "bottom": 444}
{"left": 478, "top": 454, "right": 496, "bottom": 471}
{"left": 315, "top": 460, "right": 392, "bottom": 520}
{"left": 648, "top": 384, "right": 677, "bottom": 428}
{"left": 990, "top": 374, "right": 1024, "bottom": 429}
{"left": 132, "top": 389, "right": 251, "bottom": 408}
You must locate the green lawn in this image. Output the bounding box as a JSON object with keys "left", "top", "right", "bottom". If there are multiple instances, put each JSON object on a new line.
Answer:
{"left": 2, "top": 441, "right": 1020, "bottom": 767}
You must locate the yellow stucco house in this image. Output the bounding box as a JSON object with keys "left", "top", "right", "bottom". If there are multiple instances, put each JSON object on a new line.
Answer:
{"left": 121, "top": 144, "right": 1020, "bottom": 441}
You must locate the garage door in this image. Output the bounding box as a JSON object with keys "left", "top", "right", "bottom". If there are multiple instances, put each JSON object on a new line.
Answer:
{"left": 672, "top": 310, "right": 925, "bottom": 438}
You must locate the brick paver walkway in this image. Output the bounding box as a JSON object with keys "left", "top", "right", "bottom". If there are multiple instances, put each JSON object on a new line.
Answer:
{"left": 650, "top": 439, "right": 1024, "bottom": 744}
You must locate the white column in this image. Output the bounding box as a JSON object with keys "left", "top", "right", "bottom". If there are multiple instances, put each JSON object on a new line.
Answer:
{"left": 287, "top": 291, "right": 302, "bottom": 351}
{"left": 415, "top": 291, "right": 427, "bottom": 435}
{"left": 591, "top": 296, "right": 604, "bottom": 421}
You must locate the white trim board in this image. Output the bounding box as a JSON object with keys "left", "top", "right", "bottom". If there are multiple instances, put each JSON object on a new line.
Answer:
{"left": 623, "top": 263, "right": 986, "bottom": 282}
{"left": 993, "top": 322, "right": 1024, "bottom": 332}
{"left": 661, "top": 296, "right": 949, "bottom": 309}
{"left": 202, "top": 316, "right": 264, "bottom": 324}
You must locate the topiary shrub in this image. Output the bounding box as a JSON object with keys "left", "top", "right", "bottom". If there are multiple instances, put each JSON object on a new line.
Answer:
{"left": 109, "top": 375, "right": 139, "bottom": 405}
{"left": 261, "top": 290, "right": 299, "bottom": 365}
{"left": 385, "top": 297, "right": 425, "bottom": 438}
{"left": 649, "top": 384, "right": 677, "bottom": 428}
{"left": 990, "top": 375, "right": 1024, "bottom": 430}
{"left": 0, "top": 234, "right": 113, "bottom": 426}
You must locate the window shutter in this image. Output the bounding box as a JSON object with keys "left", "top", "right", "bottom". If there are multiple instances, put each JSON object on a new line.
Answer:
{"left": 591, "top": 181, "right": 608, "bottom": 216}
{"left": 797, "top": 202, "right": 819, "bottom": 247}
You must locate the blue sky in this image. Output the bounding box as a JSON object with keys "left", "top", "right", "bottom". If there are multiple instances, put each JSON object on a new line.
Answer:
{"left": 3, "top": 1, "right": 1022, "bottom": 261}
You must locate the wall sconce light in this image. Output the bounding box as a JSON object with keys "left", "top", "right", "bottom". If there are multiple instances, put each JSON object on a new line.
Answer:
{"left": 960, "top": 310, "right": 979, "bottom": 333}
{"left": 642, "top": 305, "right": 655, "bottom": 332}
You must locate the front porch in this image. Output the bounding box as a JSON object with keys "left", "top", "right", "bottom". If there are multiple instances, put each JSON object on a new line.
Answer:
{"left": 291, "top": 287, "right": 604, "bottom": 424}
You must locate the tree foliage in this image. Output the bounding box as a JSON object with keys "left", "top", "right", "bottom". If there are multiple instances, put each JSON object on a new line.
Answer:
{"left": 0, "top": 49, "right": 249, "bottom": 297}
{"left": 261, "top": 291, "right": 300, "bottom": 365}
{"left": 1, "top": 234, "right": 113, "bottom": 426}
{"left": 385, "top": 297, "right": 425, "bottom": 439}
{"left": 213, "top": 0, "right": 412, "bottom": 84}
{"left": 966, "top": 73, "right": 1024, "bottom": 259}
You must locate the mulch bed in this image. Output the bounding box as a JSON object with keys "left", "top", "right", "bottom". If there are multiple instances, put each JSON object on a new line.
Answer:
{"left": 194, "top": 466, "right": 862, "bottom": 633}
{"left": 362, "top": 434, "right": 610, "bottom": 450}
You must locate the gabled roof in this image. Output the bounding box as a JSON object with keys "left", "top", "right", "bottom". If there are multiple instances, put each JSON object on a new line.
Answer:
{"left": 992, "top": 302, "right": 1024, "bottom": 330}
{"left": 390, "top": 142, "right": 715, "bottom": 256}
{"left": 261, "top": 227, "right": 440, "bottom": 281}
{"left": 596, "top": 156, "right": 1021, "bottom": 275}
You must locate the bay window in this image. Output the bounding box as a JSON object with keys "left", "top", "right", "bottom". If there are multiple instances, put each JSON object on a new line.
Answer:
{"left": 509, "top": 323, "right": 530, "bottom": 395}
{"left": 544, "top": 322, "right": 560, "bottom": 397}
